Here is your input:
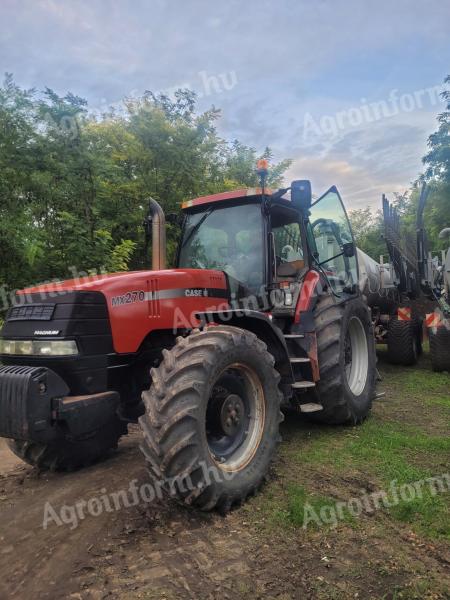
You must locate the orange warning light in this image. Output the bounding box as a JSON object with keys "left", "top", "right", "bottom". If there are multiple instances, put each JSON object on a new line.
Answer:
{"left": 256, "top": 159, "right": 269, "bottom": 171}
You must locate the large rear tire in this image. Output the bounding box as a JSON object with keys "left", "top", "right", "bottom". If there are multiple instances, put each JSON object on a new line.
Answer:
{"left": 312, "top": 295, "right": 376, "bottom": 425}
{"left": 138, "top": 326, "right": 283, "bottom": 512}
{"left": 7, "top": 419, "right": 127, "bottom": 471}
{"left": 387, "top": 317, "right": 419, "bottom": 366}
{"left": 429, "top": 326, "right": 450, "bottom": 372}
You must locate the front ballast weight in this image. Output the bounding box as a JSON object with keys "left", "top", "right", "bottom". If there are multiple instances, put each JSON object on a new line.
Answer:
{"left": 0, "top": 365, "right": 126, "bottom": 471}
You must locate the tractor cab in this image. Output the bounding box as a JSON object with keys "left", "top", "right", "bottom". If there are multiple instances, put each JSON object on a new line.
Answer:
{"left": 178, "top": 195, "right": 267, "bottom": 296}
{"left": 177, "top": 180, "right": 358, "bottom": 312}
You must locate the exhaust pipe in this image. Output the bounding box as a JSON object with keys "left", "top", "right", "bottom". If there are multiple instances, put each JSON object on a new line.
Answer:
{"left": 146, "top": 198, "right": 166, "bottom": 270}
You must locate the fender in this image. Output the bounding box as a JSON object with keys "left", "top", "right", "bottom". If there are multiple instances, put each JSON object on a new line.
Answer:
{"left": 196, "top": 309, "right": 294, "bottom": 386}
{"left": 294, "top": 270, "right": 321, "bottom": 324}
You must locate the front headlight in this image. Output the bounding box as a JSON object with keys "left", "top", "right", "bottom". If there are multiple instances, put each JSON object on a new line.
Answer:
{"left": 0, "top": 339, "right": 78, "bottom": 356}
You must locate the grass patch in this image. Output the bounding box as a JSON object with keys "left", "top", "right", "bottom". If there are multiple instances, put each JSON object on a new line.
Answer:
{"left": 290, "top": 420, "right": 450, "bottom": 538}
{"left": 272, "top": 484, "right": 355, "bottom": 529}
{"left": 386, "top": 367, "right": 449, "bottom": 396}
{"left": 252, "top": 359, "right": 450, "bottom": 540}
{"left": 294, "top": 420, "right": 449, "bottom": 479}
{"left": 421, "top": 394, "right": 450, "bottom": 409}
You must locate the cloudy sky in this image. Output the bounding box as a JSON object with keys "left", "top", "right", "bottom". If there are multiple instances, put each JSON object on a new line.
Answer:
{"left": 1, "top": 0, "right": 449, "bottom": 209}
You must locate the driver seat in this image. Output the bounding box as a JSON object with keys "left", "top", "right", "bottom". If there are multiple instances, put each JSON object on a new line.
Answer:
{"left": 276, "top": 259, "right": 305, "bottom": 279}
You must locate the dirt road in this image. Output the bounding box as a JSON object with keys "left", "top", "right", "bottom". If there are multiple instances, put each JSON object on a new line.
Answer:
{"left": 0, "top": 356, "right": 449, "bottom": 599}
{"left": 0, "top": 430, "right": 265, "bottom": 599}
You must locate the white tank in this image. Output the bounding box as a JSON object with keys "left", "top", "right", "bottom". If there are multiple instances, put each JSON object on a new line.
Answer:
{"left": 356, "top": 248, "right": 398, "bottom": 310}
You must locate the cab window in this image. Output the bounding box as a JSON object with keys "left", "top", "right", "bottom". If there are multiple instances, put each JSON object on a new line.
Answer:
{"left": 271, "top": 205, "right": 304, "bottom": 278}
{"left": 309, "top": 188, "right": 357, "bottom": 293}
{"left": 178, "top": 203, "right": 264, "bottom": 293}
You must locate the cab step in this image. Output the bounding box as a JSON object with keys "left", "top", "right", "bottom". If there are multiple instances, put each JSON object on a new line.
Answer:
{"left": 299, "top": 402, "right": 323, "bottom": 413}
{"left": 291, "top": 381, "right": 316, "bottom": 389}
{"left": 289, "top": 357, "right": 310, "bottom": 363}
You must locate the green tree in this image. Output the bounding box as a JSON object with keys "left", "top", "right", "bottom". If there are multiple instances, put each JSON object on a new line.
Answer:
{"left": 423, "top": 75, "right": 450, "bottom": 182}
{"left": 348, "top": 207, "right": 385, "bottom": 259}
{"left": 0, "top": 76, "right": 292, "bottom": 318}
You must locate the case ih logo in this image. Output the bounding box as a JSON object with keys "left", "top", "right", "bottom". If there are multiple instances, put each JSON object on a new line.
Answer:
{"left": 185, "top": 288, "right": 209, "bottom": 297}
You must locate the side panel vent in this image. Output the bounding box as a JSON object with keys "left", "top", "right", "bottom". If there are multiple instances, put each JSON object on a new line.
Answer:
{"left": 148, "top": 278, "right": 160, "bottom": 318}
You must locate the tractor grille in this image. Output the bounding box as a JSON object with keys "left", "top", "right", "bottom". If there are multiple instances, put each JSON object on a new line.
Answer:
{"left": 8, "top": 304, "right": 55, "bottom": 321}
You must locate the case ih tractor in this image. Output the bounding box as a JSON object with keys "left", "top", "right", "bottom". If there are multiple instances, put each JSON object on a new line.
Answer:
{"left": 0, "top": 168, "right": 377, "bottom": 511}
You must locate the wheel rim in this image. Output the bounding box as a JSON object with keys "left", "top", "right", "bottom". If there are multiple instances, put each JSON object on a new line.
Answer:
{"left": 206, "top": 363, "right": 265, "bottom": 472}
{"left": 344, "top": 316, "right": 369, "bottom": 396}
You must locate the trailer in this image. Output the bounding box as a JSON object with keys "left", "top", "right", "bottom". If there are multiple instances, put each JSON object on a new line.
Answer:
{"left": 353, "top": 194, "right": 424, "bottom": 366}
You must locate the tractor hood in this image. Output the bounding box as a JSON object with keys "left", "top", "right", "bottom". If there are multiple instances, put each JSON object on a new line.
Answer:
{"left": 10, "top": 268, "right": 229, "bottom": 354}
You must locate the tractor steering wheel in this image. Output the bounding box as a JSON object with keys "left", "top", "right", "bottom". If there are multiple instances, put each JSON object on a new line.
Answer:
{"left": 311, "top": 217, "right": 333, "bottom": 232}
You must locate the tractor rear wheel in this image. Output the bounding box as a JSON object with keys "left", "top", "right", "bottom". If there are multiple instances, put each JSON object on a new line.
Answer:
{"left": 312, "top": 295, "right": 376, "bottom": 425}
{"left": 429, "top": 326, "right": 450, "bottom": 372}
{"left": 387, "top": 317, "right": 419, "bottom": 366}
{"left": 7, "top": 419, "right": 127, "bottom": 471}
{"left": 138, "top": 326, "right": 283, "bottom": 512}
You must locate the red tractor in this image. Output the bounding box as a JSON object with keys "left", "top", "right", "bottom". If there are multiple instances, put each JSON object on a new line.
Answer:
{"left": 0, "top": 172, "right": 376, "bottom": 511}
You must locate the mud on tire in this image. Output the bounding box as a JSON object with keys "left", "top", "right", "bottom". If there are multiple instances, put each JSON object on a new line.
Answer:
{"left": 138, "top": 325, "right": 283, "bottom": 513}
{"left": 8, "top": 419, "right": 127, "bottom": 471}
{"left": 312, "top": 295, "right": 376, "bottom": 425}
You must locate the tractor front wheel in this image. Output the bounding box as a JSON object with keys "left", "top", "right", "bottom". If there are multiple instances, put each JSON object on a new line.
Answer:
{"left": 8, "top": 419, "right": 127, "bottom": 471}
{"left": 138, "top": 326, "right": 283, "bottom": 512}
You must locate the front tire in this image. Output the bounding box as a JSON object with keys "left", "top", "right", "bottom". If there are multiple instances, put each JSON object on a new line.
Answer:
{"left": 313, "top": 295, "right": 376, "bottom": 425}
{"left": 7, "top": 419, "right": 127, "bottom": 471}
{"left": 138, "top": 326, "right": 283, "bottom": 512}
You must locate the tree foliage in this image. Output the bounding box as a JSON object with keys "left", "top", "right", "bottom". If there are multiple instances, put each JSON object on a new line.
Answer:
{"left": 423, "top": 75, "right": 450, "bottom": 182}
{"left": 0, "top": 72, "right": 448, "bottom": 314}
{"left": 348, "top": 207, "right": 385, "bottom": 259}
{"left": 0, "top": 77, "right": 291, "bottom": 306}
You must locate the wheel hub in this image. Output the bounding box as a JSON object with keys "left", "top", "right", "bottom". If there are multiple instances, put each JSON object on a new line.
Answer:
{"left": 206, "top": 364, "right": 265, "bottom": 472}
{"left": 220, "top": 394, "right": 244, "bottom": 435}
{"left": 344, "top": 334, "right": 353, "bottom": 370}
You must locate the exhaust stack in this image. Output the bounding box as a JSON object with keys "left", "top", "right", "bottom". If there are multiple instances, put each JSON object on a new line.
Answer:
{"left": 147, "top": 198, "right": 166, "bottom": 270}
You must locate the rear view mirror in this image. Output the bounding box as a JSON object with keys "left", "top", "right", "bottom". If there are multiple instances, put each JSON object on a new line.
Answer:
{"left": 291, "top": 180, "right": 312, "bottom": 212}
{"left": 343, "top": 242, "right": 355, "bottom": 257}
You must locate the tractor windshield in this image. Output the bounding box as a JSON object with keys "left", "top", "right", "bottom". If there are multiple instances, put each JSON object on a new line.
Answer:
{"left": 178, "top": 203, "right": 264, "bottom": 293}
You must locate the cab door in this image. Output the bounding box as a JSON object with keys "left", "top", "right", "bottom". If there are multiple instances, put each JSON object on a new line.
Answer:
{"left": 308, "top": 186, "right": 358, "bottom": 294}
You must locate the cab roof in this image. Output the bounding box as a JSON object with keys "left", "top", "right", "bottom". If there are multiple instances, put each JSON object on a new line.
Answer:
{"left": 181, "top": 188, "right": 274, "bottom": 210}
